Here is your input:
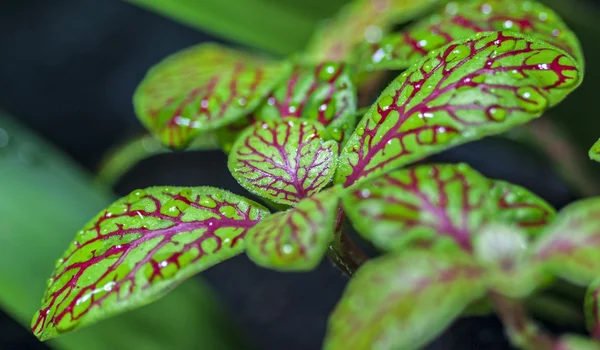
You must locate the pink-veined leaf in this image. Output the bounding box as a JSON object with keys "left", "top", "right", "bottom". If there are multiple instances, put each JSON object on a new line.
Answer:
{"left": 256, "top": 62, "right": 357, "bottom": 143}
{"left": 306, "top": 0, "right": 442, "bottom": 61}
{"left": 554, "top": 335, "right": 600, "bottom": 350}
{"left": 324, "top": 250, "right": 486, "bottom": 349}
{"left": 335, "top": 31, "right": 582, "bottom": 186}
{"left": 343, "top": 163, "right": 554, "bottom": 251}
{"left": 356, "top": 0, "right": 583, "bottom": 72}
{"left": 228, "top": 119, "right": 338, "bottom": 206}
{"left": 589, "top": 138, "right": 600, "bottom": 163}
{"left": 245, "top": 187, "right": 341, "bottom": 271}
{"left": 133, "top": 43, "right": 289, "bottom": 149}
{"left": 32, "top": 187, "right": 269, "bottom": 340}
{"left": 474, "top": 224, "right": 545, "bottom": 298}
{"left": 532, "top": 197, "right": 600, "bottom": 286}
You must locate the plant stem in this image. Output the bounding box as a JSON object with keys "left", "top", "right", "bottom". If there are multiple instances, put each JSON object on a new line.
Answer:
{"left": 490, "top": 292, "right": 555, "bottom": 350}
{"left": 326, "top": 208, "right": 369, "bottom": 277}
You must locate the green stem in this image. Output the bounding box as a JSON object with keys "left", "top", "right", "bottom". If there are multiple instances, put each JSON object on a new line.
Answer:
{"left": 327, "top": 208, "right": 369, "bottom": 277}
{"left": 525, "top": 294, "right": 584, "bottom": 328}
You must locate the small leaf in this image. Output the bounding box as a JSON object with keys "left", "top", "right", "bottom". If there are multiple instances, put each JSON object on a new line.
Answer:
{"left": 245, "top": 187, "right": 341, "bottom": 271}
{"left": 554, "top": 335, "right": 600, "bottom": 350}
{"left": 134, "top": 43, "right": 288, "bottom": 149}
{"left": 335, "top": 31, "right": 582, "bottom": 187}
{"left": 256, "top": 62, "right": 358, "bottom": 143}
{"left": 343, "top": 163, "right": 554, "bottom": 251}
{"left": 324, "top": 250, "right": 486, "bottom": 350}
{"left": 228, "top": 119, "right": 338, "bottom": 206}
{"left": 356, "top": 0, "right": 583, "bottom": 72}
{"left": 32, "top": 187, "right": 269, "bottom": 340}
{"left": 589, "top": 138, "right": 600, "bottom": 163}
{"left": 306, "top": 0, "right": 442, "bottom": 61}
{"left": 532, "top": 197, "right": 600, "bottom": 286}
{"left": 474, "top": 224, "right": 544, "bottom": 298}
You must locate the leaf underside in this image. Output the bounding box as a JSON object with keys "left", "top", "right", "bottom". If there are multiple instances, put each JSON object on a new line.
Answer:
{"left": 134, "top": 43, "right": 287, "bottom": 149}
{"left": 343, "top": 163, "right": 554, "bottom": 252}
{"left": 32, "top": 187, "right": 269, "bottom": 340}
{"left": 245, "top": 187, "right": 341, "bottom": 271}
{"left": 336, "top": 31, "right": 581, "bottom": 187}
{"left": 324, "top": 250, "right": 486, "bottom": 350}
{"left": 356, "top": 0, "right": 583, "bottom": 72}
{"left": 228, "top": 119, "right": 338, "bottom": 206}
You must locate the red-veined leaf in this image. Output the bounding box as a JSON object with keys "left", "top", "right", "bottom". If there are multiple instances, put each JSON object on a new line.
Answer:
{"left": 245, "top": 187, "right": 341, "bottom": 271}
{"left": 228, "top": 119, "right": 338, "bottom": 206}
{"left": 532, "top": 197, "right": 600, "bottom": 285}
{"left": 356, "top": 0, "right": 583, "bottom": 72}
{"left": 324, "top": 250, "right": 486, "bottom": 349}
{"left": 306, "top": 0, "right": 443, "bottom": 61}
{"left": 343, "top": 163, "right": 554, "bottom": 251}
{"left": 336, "top": 31, "right": 582, "bottom": 186}
{"left": 32, "top": 187, "right": 269, "bottom": 340}
{"left": 133, "top": 43, "right": 288, "bottom": 149}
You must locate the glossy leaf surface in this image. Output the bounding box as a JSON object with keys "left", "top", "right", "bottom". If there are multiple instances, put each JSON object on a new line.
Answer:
{"left": 32, "top": 187, "right": 269, "bottom": 340}
{"left": 532, "top": 197, "right": 600, "bottom": 285}
{"left": 134, "top": 43, "right": 287, "bottom": 149}
{"left": 324, "top": 250, "right": 486, "bottom": 349}
{"left": 245, "top": 188, "right": 340, "bottom": 271}
{"left": 343, "top": 164, "right": 554, "bottom": 251}
{"left": 336, "top": 31, "right": 582, "bottom": 186}
{"left": 357, "top": 0, "right": 583, "bottom": 72}
{"left": 229, "top": 119, "right": 338, "bottom": 205}
{"left": 306, "top": 0, "right": 442, "bottom": 61}
{"left": 256, "top": 62, "right": 357, "bottom": 143}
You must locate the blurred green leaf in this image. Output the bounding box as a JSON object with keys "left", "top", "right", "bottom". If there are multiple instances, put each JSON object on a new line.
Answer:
{"left": 0, "top": 114, "right": 243, "bottom": 349}
{"left": 125, "top": 0, "right": 348, "bottom": 56}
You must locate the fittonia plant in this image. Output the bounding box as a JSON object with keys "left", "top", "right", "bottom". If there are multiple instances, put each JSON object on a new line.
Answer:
{"left": 32, "top": 0, "right": 600, "bottom": 348}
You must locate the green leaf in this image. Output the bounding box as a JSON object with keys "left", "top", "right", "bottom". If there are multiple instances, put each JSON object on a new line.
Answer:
{"left": 32, "top": 186, "right": 269, "bottom": 340}
{"left": 532, "top": 197, "right": 600, "bottom": 286}
{"left": 256, "top": 62, "right": 358, "bottom": 143}
{"left": 589, "top": 138, "right": 600, "bottom": 163}
{"left": 228, "top": 119, "right": 338, "bottom": 206}
{"left": 245, "top": 187, "right": 341, "bottom": 271}
{"left": 474, "top": 224, "right": 545, "bottom": 298}
{"left": 133, "top": 43, "right": 289, "bottom": 149}
{"left": 356, "top": 0, "right": 583, "bottom": 72}
{"left": 554, "top": 335, "right": 600, "bottom": 350}
{"left": 585, "top": 277, "right": 600, "bottom": 340}
{"left": 335, "top": 31, "right": 582, "bottom": 186}
{"left": 324, "top": 250, "right": 486, "bottom": 350}
{"left": 306, "top": 0, "right": 442, "bottom": 61}
{"left": 343, "top": 163, "right": 555, "bottom": 251}
{"left": 98, "top": 133, "right": 220, "bottom": 185}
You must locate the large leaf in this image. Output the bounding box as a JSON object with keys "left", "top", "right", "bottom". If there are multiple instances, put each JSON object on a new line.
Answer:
{"left": 532, "top": 197, "right": 600, "bottom": 286}
{"left": 228, "top": 119, "right": 338, "bottom": 206}
{"left": 32, "top": 186, "right": 269, "bottom": 340}
{"left": 0, "top": 115, "right": 242, "bottom": 349}
{"left": 256, "top": 62, "right": 358, "bottom": 143}
{"left": 335, "top": 31, "right": 582, "bottom": 186}
{"left": 356, "top": 0, "right": 583, "bottom": 72}
{"left": 134, "top": 43, "right": 288, "bottom": 149}
{"left": 343, "top": 163, "right": 554, "bottom": 251}
{"left": 324, "top": 250, "right": 486, "bottom": 349}
{"left": 306, "top": 0, "right": 442, "bottom": 61}
{"left": 245, "top": 187, "right": 341, "bottom": 271}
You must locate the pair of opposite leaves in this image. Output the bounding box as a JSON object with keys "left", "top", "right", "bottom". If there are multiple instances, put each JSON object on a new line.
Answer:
{"left": 33, "top": 1, "right": 584, "bottom": 346}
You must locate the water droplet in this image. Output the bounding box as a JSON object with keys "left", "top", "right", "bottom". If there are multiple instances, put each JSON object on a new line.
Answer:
{"left": 371, "top": 113, "right": 382, "bottom": 124}
{"left": 159, "top": 260, "right": 169, "bottom": 268}
{"left": 237, "top": 97, "right": 247, "bottom": 106}
{"left": 503, "top": 20, "right": 514, "bottom": 29}
{"left": 481, "top": 4, "right": 492, "bottom": 15}
{"left": 282, "top": 244, "right": 294, "bottom": 255}
{"left": 267, "top": 96, "right": 276, "bottom": 105}
{"left": 538, "top": 12, "right": 548, "bottom": 21}
{"left": 359, "top": 189, "right": 371, "bottom": 199}
{"left": 200, "top": 197, "right": 217, "bottom": 208}
{"left": 487, "top": 106, "right": 507, "bottom": 121}
{"left": 219, "top": 206, "right": 237, "bottom": 218}
{"left": 364, "top": 25, "right": 382, "bottom": 43}
{"left": 356, "top": 126, "right": 365, "bottom": 136}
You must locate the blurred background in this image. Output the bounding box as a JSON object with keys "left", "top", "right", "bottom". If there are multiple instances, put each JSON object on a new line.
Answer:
{"left": 1, "top": 0, "right": 600, "bottom": 349}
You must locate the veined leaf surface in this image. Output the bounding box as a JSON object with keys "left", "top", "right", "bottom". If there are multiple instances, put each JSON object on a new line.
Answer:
{"left": 357, "top": 0, "right": 583, "bottom": 72}
{"left": 245, "top": 188, "right": 341, "bottom": 271}
{"left": 306, "top": 0, "right": 442, "bottom": 61}
{"left": 532, "top": 197, "right": 600, "bottom": 285}
{"left": 324, "top": 250, "right": 486, "bottom": 350}
{"left": 32, "top": 187, "right": 269, "bottom": 340}
{"left": 343, "top": 164, "right": 554, "bottom": 251}
{"left": 228, "top": 120, "right": 338, "bottom": 206}
{"left": 134, "top": 43, "right": 287, "bottom": 149}
{"left": 336, "top": 31, "right": 582, "bottom": 186}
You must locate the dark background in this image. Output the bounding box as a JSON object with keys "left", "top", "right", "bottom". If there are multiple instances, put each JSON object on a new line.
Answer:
{"left": 0, "top": 0, "right": 597, "bottom": 349}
